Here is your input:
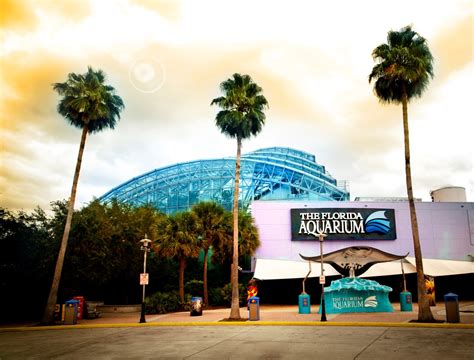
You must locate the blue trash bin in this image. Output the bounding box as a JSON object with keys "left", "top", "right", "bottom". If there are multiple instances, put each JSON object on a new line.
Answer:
{"left": 248, "top": 296, "right": 260, "bottom": 321}
{"left": 400, "top": 291, "right": 413, "bottom": 312}
{"left": 444, "top": 293, "right": 460, "bottom": 323}
{"left": 64, "top": 299, "right": 79, "bottom": 325}
{"left": 298, "top": 293, "right": 311, "bottom": 314}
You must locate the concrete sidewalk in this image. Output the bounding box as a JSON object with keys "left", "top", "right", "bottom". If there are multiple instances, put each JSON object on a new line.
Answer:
{"left": 81, "top": 301, "right": 474, "bottom": 327}
{"left": 3, "top": 301, "right": 472, "bottom": 331}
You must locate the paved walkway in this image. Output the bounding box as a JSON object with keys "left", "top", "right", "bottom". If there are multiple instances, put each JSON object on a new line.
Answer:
{"left": 77, "top": 301, "right": 474, "bottom": 327}
{"left": 3, "top": 302, "right": 472, "bottom": 330}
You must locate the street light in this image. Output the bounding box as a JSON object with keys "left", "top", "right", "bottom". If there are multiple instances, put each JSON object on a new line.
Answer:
{"left": 317, "top": 232, "right": 327, "bottom": 322}
{"left": 139, "top": 234, "right": 151, "bottom": 324}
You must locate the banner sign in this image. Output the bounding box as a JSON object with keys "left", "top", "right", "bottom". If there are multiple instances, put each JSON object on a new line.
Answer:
{"left": 291, "top": 208, "right": 396, "bottom": 241}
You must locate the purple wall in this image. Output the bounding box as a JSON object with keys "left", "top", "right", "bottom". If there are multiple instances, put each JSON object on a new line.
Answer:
{"left": 252, "top": 200, "right": 474, "bottom": 262}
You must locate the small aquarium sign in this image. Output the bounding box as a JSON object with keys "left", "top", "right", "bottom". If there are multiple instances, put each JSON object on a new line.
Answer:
{"left": 291, "top": 208, "right": 396, "bottom": 241}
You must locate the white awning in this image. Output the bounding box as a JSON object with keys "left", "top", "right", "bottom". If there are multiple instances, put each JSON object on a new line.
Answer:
{"left": 360, "top": 260, "right": 416, "bottom": 278}
{"left": 405, "top": 257, "right": 474, "bottom": 277}
{"left": 253, "top": 258, "right": 340, "bottom": 280}
{"left": 253, "top": 257, "right": 473, "bottom": 280}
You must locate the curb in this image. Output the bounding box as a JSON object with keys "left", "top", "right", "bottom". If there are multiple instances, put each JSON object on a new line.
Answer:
{"left": 1, "top": 321, "right": 473, "bottom": 332}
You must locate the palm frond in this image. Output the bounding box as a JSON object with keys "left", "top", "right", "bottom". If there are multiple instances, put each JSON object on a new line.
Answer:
{"left": 212, "top": 73, "right": 268, "bottom": 141}
{"left": 369, "top": 25, "right": 434, "bottom": 103}
{"left": 53, "top": 66, "right": 124, "bottom": 133}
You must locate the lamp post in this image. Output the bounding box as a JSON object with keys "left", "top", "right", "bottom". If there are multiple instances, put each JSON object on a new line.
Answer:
{"left": 317, "top": 232, "right": 327, "bottom": 322}
{"left": 139, "top": 235, "right": 151, "bottom": 324}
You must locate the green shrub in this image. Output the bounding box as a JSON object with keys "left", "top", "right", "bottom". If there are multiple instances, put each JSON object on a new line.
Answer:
{"left": 145, "top": 291, "right": 182, "bottom": 314}
{"left": 184, "top": 280, "right": 203, "bottom": 297}
{"left": 207, "top": 283, "right": 248, "bottom": 307}
{"left": 208, "top": 286, "right": 226, "bottom": 306}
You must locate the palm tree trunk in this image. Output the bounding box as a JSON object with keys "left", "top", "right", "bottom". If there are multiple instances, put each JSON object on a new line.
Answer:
{"left": 229, "top": 137, "right": 242, "bottom": 319}
{"left": 41, "top": 125, "right": 89, "bottom": 325}
{"left": 179, "top": 256, "right": 186, "bottom": 304}
{"left": 203, "top": 247, "right": 209, "bottom": 307}
{"left": 401, "top": 88, "right": 434, "bottom": 322}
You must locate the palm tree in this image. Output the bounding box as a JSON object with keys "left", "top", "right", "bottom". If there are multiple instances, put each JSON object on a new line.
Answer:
{"left": 41, "top": 67, "right": 124, "bottom": 324}
{"left": 191, "top": 201, "right": 228, "bottom": 307}
{"left": 369, "top": 26, "right": 434, "bottom": 322}
{"left": 211, "top": 73, "right": 268, "bottom": 319}
{"left": 213, "top": 210, "right": 260, "bottom": 265}
{"left": 236, "top": 210, "right": 260, "bottom": 257}
{"left": 156, "top": 212, "right": 200, "bottom": 303}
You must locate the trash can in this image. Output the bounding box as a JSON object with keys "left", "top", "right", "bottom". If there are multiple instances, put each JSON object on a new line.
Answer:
{"left": 64, "top": 299, "right": 79, "bottom": 325}
{"left": 248, "top": 296, "right": 260, "bottom": 321}
{"left": 400, "top": 291, "right": 413, "bottom": 312}
{"left": 54, "top": 304, "right": 65, "bottom": 322}
{"left": 298, "top": 293, "right": 311, "bottom": 314}
{"left": 73, "top": 296, "right": 85, "bottom": 320}
{"left": 190, "top": 297, "right": 203, "bottom": 316}
{"left": 444, "top": 293, "right": 460, "bottom": 323}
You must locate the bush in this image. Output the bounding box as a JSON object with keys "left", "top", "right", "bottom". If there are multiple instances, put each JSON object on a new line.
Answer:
{"left": 145, "top": 291, "right": 183, "bottom": 314}
{"left": 209, "top": 283, "right": 247, "bottom": 307}
{"left": 184, "top": 280, "right": 203, "bottom": 297}
{"left": 208, "top": 287, "right": 226, "bottom": 306}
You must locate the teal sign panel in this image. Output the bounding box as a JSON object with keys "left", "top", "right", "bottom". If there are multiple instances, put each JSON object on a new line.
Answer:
{"left": 320, "top": 278, "right": 394, "bottom": 314}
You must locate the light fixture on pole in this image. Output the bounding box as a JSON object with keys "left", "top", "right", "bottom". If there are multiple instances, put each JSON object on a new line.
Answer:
{"left": 317, "top": 232, "right": 327, "bottom": 322}
{"left": 139, "top": 234, "right": 151, "bottom": 324}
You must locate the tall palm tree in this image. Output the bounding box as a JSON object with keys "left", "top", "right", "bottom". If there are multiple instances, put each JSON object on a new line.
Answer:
{"left": 191, "top": 201, "right": 227, "bottom": 307}
{"left": 369, "top": 26, "right": 434, "bottom": 322}
{"left": 236, "top": 210, "right": 260, "bottom": 257}
{"left": 212, "top": 210, "right": 260, "bottom": 265}
{"left": 41, "top": 67, "right": 124, "bottom": 324}
{"left": 211, "top": 73, "right": 268, "bottom": 319}
{"left": 156, "top": 212, "right": 200, "bottom": 303}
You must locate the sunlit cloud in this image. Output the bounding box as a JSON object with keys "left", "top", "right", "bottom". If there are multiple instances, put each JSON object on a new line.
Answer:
{"left": 1, "top": 0, "right": 472, "bottom": 212}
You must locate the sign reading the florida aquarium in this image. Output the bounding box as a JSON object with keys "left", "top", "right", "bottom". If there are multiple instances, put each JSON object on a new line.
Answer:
{"left": 291, "top": 208, "right": 396, "bottom": 241}
{"left": 321, "top": 278, "right": 394, "bottom": 313}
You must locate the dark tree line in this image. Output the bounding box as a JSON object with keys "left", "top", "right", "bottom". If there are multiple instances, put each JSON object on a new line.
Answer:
{"left": 0, "top": 199, "right": 259, "bottom": 322}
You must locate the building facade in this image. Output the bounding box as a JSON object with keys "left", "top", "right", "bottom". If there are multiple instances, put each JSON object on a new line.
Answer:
{"left": 252, "top": 200, "right": 474, "bottom": 280}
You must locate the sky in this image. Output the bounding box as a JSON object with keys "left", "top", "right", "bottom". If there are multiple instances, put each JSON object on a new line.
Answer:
{"left": 1, "top": 0, "right": 473, "bottom": 213}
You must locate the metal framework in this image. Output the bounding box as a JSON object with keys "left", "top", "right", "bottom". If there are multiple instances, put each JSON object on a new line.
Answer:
{"left": 100, "top": 147, "right": 349, "bottom": 214}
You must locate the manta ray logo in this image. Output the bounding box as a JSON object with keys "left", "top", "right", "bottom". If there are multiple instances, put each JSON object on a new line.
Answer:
{"left": 364, "top": 296, "right": 378, "bottom": 308}
{"left": 364, "top": 211, "right": 391, "bottom": 234}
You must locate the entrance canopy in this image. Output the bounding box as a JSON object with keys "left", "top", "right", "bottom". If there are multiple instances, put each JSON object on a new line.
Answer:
{"left": 253, "top": 257, "right": 474, "bottom": 280}
{"left": 299, "top": 246, "right": 408, "bottom": 277}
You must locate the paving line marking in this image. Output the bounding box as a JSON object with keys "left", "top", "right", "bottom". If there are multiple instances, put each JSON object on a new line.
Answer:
{"left": 181, "top": 326, "right": 249, "bottom": 359}
{"left": 353, "top": 327, "right": 389, "bottom": 360}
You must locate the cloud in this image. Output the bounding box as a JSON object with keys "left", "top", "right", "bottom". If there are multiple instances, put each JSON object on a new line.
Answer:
{"left": 0, "top": 0, "right": 90, "bottom": 34}
{"left": 1, "top": 0, "right": 473, "bottom": 212}
{"left": 431, "top": 13, "right": 473, "bottom": 81}
{"left": 130, "top": 0, "right": 182, "bottom": 22}
{"left": 0, "top": 0, "right": 38, "bottom": 32}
